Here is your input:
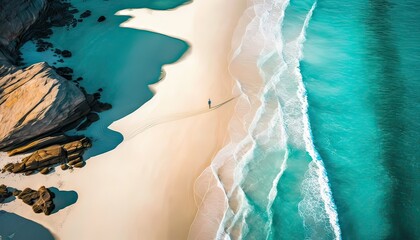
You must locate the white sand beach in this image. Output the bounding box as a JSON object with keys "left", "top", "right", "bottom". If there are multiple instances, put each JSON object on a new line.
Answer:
{"left": 1, "top": 0, "right": 247, "bottom": 239}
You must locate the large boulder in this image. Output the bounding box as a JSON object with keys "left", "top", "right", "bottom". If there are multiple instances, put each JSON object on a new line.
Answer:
{"left": 18, "top": 187, "right": 40, "bottom": 205}
{"left": 0, "top": 0, "right": 48, "bottom": 64}
{"left": 0, "top": 0, "right": 47, "bottom": 47}
{"left": 0, "top": 63, "right": 90, "bottom": 150}
{"left": 62, "top": 137, "right": 91, "bottom": 154}
{"left": 2, "top": 138, "right": 91, "bottom": 174}
{"left": 6, "top": 145, "right": 66, "bottom": 174}
{"left": 0, "top": 0, "right": 102, "bottom": 160}
{"left": 32, "top": 186, "right": 55, "bottom": 215}
{"left": 21, "top": 145, "right": 66, "bottom": 171}
{"left": 17, "top": 186, "right": 55, "bottom": 215}
{"left": 7, "top": 134, "right": 72, "bottom": 156}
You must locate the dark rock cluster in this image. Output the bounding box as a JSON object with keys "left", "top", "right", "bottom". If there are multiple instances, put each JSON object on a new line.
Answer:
{"left": 97, "top": 16, "right": 106, "bottom": 22}
{"left": 35, "top": 39, "right": 53, "bottom": 52}
{"left": 55, "top": 66, "right": 74, "bottom": 80}
{"left": 77, "top": 113, "right": 100, "bottom": 131}
{"left": 80, "top": 10, "right": 92, "bottom": 19}
{"left": 1, "top": 185, "right": 77, "bottom": 216}
{"left": 0, "top": 184, "right": 12, "bottom": 203}
{"left": 61, "top": 50, "right": 72, "bottom": 58}
{"left": 16, "top": 186, "right": 55, "bottom": 215}
{"left": 2, "top": 138, "right": 91, "bottom": 175}
{"left": 7, "top": 135, "right": 73, "bottom": 156}
{"left": 0, "top": 0, "right": 112, "bottom": 168}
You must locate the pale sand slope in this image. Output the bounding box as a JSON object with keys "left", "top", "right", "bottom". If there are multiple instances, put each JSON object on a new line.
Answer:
{"left": 0, "top": 0, "right": 247, "bottom": 239}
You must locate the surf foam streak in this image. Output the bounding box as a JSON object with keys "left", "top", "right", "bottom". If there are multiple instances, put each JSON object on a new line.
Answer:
{"left": 294, "top": 3, "right": 342, "bottom": 240}
{"left": 189, "top": 1, "right": 291, "bottom": 238}
{"left": 220, "top": 1, "right": 292, "bottom": 239}
{"left": 189, "top": 1, "right": 342, "bottom": 239}
{"left": 256, "top": 3, "right": 290, "bottom": 239}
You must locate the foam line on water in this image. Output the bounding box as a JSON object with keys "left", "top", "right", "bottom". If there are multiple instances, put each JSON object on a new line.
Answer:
{"left": 188, "top": 0, "right": 342, "bottom": 239}
{"left": 293, "top": 2, "right": 342, "bottom": 239}
{"left": 264, "top": 102, "right": 289, "bottom": 240}
{"left": 189, "top": 0, "right": 292, "bottom": 238}
{"left": 188, "top": 3, "right": 267, "bottom": 238}
{"left": 224, "top": 0, "right": 291, "bottom": 238}
{"left": 255, "top": 3, "right": 291, "bottom": 237}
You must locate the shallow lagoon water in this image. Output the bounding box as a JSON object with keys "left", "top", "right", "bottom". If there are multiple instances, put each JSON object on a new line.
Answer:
{"left": 21, "top": 0, "right": 189, "bottom": 157}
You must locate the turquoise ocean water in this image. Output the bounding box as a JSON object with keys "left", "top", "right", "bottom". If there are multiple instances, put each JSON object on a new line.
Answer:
{"left": 194, "top": 0, "right": 419, "bottom": 239}
{"left": 302, "top": 0, "right": 420, "bottom": 239}
{"left": 17, "top": 0, "right": 419, "bottom": 239}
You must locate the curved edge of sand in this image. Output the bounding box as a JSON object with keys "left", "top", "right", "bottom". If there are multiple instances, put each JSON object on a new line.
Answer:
{"left": 0, "top": 0, "right": 248, "bottom": 239}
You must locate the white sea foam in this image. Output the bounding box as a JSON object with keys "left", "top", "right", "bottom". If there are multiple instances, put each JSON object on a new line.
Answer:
{"left": 189, "top": 1, "right": 342, "bottom": 239}
{"left": 293, "top": 3, "right": 342, "bottom": 240}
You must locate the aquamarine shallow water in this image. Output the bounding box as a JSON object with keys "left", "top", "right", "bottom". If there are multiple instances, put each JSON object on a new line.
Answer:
{"left": 301, "top": 0, "right": 420, "bottom": 239}
{"left": 21, "top": 0, "right": 189, "bottom": 157}
{"left": 211, "top": 0, "right": 419, "bottom": 239}
{"left": 213, "top": 1, "right": 340, "bottom": 239}
{"left": 301, "top": 1, "right": 391, "bottom": 239}
{"left": 17, "top": 0, "right": 419, "bottom": 239}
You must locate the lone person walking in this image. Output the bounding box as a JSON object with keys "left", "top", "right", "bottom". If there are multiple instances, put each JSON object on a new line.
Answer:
{"left": 208, "top": 98, "right": 212, "bottom": 109}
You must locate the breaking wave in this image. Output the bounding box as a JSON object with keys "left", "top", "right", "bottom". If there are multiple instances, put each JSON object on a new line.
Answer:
{"left": 189, "top": 1, "right": 341, "bottom": 239}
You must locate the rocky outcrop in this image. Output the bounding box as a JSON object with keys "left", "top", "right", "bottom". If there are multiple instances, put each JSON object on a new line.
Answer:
{"left": 0, "top": 0, "right": 79, "bottom": 64}
{"left": 17, "top": 145, "right": 66, "bottom": 173}
{"left": 62, "top": 137, "right": 91, "bottom": 154}
{"left": 7, "top": 134, "right": 73, "bottom": 156}
{"left": 0, "top": 0, "right": 48, "bottom": 64}
{"left": 0, "top": 184, "right": 12, "bottom": 203}
{"left": 32, "top": 186, "right": 54, "bottom": 214}
{"left": 0, "top": 0, "right": 112, "bottom": 167}
{"left": 77, "top": 112, "right": 100, "bottom": 130}
{"left": 17, "top": 188, "right": 39, "bottom": 205}
{"left": 2, "top": 138, "right": 91, "bottom": 174}
{"left": 0, "top": 63, "right": 90, "bottom": 151}
{"left": 17, "top": 186, "right": 55, "bottom": 215}
{"left": 40, "top": 167, "right": 51, "bottom": 174}
{"left": 0, "top": 0, "right": 93, "bottom": 154}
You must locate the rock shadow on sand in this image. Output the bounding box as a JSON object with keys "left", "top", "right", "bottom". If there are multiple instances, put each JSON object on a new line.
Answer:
{"left": 1, "top": 187, "right": 16, "bottom": 204}
{"left": 49, "top": 187, "right": 78, "bottom": 214}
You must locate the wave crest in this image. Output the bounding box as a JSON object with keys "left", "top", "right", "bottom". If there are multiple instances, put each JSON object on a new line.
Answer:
{"left": 189, "top": 1, "right": 341, "bottom": 239}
